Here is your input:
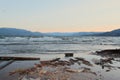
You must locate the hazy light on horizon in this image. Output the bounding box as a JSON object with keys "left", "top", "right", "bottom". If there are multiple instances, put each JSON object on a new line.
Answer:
{"left": 0, "top": 0, "right": 120, "bottom": 32}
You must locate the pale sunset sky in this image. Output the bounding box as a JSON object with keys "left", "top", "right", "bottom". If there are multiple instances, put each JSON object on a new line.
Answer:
{"left": 0, "top": 0, "right": 120, "bottom": 32}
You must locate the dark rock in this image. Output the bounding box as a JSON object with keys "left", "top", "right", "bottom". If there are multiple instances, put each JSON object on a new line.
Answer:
{"left": 106, "top": 70, "right": 110, "bottom": 72}
{"left": 65, "top": 53, "right": 74, "bottom": 57}
{"left": 75, "top": 57, "right": 84, "bottom": 61}
{"left": 96, "top": 49, "right": 120, "bottom": 57}
{"left": 50, "top": 58, "right": 60, "bottom": 62}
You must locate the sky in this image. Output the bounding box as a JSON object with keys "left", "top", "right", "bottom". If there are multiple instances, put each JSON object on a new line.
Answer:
{"left": 0, "top": 0, "right": 120, "bottom": 32}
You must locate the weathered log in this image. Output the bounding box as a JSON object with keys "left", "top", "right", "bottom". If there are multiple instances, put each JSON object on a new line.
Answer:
{"left": 0, "top": 56, "right": 40, "bottom": 60}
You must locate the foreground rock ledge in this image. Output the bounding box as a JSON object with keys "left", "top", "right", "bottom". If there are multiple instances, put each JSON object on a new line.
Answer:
{"left": 9, "top": 55, "right": 120, "bottom": 80}
{"left": 95, "top": 49, "right": 120, "bottom": 57}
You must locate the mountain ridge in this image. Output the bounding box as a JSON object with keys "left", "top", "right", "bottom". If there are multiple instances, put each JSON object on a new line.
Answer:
{"left": 0, "top": 28, "right": 43, "bottom": 37}
{"left": 0, "top": 27, "right": 120, "bottom": 37}
{"left": 96, "top": 29, "right": 120, "bottom": 36}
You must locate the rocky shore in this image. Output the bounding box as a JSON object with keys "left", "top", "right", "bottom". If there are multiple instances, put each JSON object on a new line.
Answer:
{"left": 95, "top": 49, "right": 120, "bottom": 58}
{"left": 8, "top": 49, "right": 120, "bottom": 80}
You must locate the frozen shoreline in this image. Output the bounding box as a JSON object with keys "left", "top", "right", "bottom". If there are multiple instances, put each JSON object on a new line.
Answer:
{"left": 0, "top": 49, "right": 120, "bottom": 80}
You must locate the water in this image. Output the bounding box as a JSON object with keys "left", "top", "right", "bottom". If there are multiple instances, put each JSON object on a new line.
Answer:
{"left": 0, "top": 36, "right": 120, "bottom": 55}
{"left": 0, "top": 36, "right": 120, "bottom": 80}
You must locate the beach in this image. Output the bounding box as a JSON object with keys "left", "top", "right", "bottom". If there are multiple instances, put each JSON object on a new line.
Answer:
{"left": 0, "top": 51, "right": 120, "bottom": 80}
{"left": 0, "top": 36, "right": 120, "bottom": 80}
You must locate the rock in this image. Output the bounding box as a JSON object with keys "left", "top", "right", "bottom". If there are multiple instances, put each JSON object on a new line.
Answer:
{"left": 50, "top": 58, "right": 60, "bottom": 62}
{"left": 34, "top": 63, "right": 42, "bottom": 68}
{"left": 39, "top": 70, "right": 47, "bottom": 75}
{"left": 82, "top": 60, "right": 93, "bottom": 66}
{"left": 100, "top": 58, "right": 114, "bottom": 64}
{"left": 93, "top": 58, "right": 114, "bottom": 65}
{"left": 106, "top": 70, "right": 110, "bottom": 72}
{"left": 92, "top": 58, "right": 101, "bottom": 65}
{"left": 82, "top": 68, "right": 97, "bottom": 76}
{"left": 41, "top": 61, "right": 51, "bottom": 66}
{"left": 65, "top": 53, "right": 74, "bottom": 57}
{"left": 95, "top": 49, "right": 120, "bottom": 57}
{"left": 117, "top": 67, "right": 120, "bottom": 69}
{"left": 75, "top": 57, "right": 84, "bottom": 61}
{"left": 66, "top": 69, "right": 84, "bottom": 73}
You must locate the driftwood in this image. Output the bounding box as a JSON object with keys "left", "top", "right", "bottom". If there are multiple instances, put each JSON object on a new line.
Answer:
{"left": 0, "top": 56, "right": 40, "bottom": 70}
{"left": 0, "top": 56, "right": 40, "bottom": 60}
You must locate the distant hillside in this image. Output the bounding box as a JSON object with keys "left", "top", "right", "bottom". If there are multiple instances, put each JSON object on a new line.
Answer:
{"left": 44, "top": 32, "right": 74, "bottom": 36}
{"left": 97, "top": 29, "right": 120, "bottom": 36}
{"left": 72, "top": 32, "right": 103, "bottom": 36}
{"left": 0, "top": 27, "right": 120, "bottom": 37}
{"left": 0, "top": 28, "right": 43, "bottom": 37}
{"left": 44, "top": 28, "right": 120, "bottom": 36}
{"left": 44, "top": 32, "right": 102, "bottom": 37}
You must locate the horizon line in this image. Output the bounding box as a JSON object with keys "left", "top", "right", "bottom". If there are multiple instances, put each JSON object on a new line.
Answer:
{"left": 0, "top": 27, "right": 118, "bottom": 33}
